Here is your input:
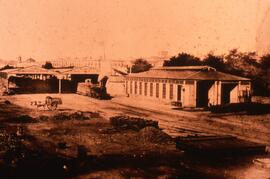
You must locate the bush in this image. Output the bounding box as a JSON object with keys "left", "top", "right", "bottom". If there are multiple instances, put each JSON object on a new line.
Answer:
{"left": 42, "top": 62, "right": 53, "bottom": 69}
{"left": 130, "top": 58, "right": 152, "bottom": 73}
{"left": 163, "top": 53, "right": 201, "bottom": 66}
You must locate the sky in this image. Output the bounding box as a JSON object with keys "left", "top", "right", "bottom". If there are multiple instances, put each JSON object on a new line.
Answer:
{"left": 0, "top": 0, "right": 270, "bottom": 61}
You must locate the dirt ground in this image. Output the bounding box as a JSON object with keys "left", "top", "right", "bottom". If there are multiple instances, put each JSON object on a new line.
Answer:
{"left": 0, "top": 93, "right": 270, "bottom": 178}
{"left": 7, "top": 93, "right": 270, "bottom": 144}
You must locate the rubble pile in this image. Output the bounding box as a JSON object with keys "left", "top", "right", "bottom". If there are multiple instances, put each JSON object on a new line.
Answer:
{"left": 4, "top": 100, "right": 11, "bottom": 105}
{"left": 38, "top": 115, "right": 50, "bottom": 121}
{"left": 137, "top": 126, "right": 173, "bottom": 145}
{"left": 109, "top": 115, "right": 159, "bottom": 131}
{"left": 53, "top": 111, "right": 99, "bottom": 121}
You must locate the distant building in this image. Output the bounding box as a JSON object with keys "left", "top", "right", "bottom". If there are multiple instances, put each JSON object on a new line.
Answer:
{"left": 49, "top": 57, "right": 100, "bottom": 68}
{"left": 16, "top": 58, "right": 40, "bottom": 68}
{"left": 147, "top": 51, "right": 171, "bottom": 67}
{"left": 49, "top": 57, "right": 129, "bottom": 71}
{"left": 0, "top": 63, "right": 127, "bottom": 95}
{"left": 125, "top": 66, "right": 251, "bottom": 108}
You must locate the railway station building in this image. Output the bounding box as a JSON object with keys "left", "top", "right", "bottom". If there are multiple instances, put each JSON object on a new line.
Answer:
{"left": 125, "top": 66, "right": 251, "bottom": 108}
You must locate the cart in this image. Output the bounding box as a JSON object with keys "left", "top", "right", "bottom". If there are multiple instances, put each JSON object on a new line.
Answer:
{"left": 31, "top": 96, "right": 62, "bottom": 110}
{"left": 45, "top": 96, "right": 62, "bottom": 110}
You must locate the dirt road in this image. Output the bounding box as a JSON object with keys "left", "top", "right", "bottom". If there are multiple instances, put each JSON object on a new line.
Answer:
{"left": 1, "top": 93, "right": 270, "bottom": 178}
{"left": 6, "top": 93, "right": 270, "bottom": 145}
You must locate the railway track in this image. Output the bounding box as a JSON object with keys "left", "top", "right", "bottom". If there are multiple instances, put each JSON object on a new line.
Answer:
{"left": 7, "top": 94, "right": 270, "bottom": 144}
{"left": 107, "top": 100, "right": 270, "bottom": 144}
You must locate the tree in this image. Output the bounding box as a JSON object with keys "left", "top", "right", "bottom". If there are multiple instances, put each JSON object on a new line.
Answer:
{"left": 202, "top": 53, "right": 226, "bottom": 72}
{"left": 163, "top": 52, "right": 201, "bottom": 66}
{"left": 258, "top": 54, "right": 270, "bottom": 95}
{"left": 42, "top": 61, "right": 53, "bottom": 69}
{"left": 130, "top": 58, "right": 152, "bottom": 73}
{"left": 224, "top": 49, "right": 260, "bottom": 77}
{"left": 223, "top": 49, "right": 270, "bottom": 95}
{"left": 260, "top": 54, "right": 270, "bottom": 70}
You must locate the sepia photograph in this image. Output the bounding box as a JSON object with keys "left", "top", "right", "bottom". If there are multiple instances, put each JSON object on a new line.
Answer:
{"left": 0, "top": 0, "right": 270, "bottom": 178}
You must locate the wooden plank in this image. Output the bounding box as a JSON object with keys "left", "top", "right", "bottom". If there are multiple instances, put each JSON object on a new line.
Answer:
{"left": 175, "top": 135, "right": 266, "bottom": 155}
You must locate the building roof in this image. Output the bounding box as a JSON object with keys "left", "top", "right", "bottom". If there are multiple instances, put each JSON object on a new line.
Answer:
{"left": 128, "top": 66, "right": 250, "bottom": 81}
{"left": 0, "top": 68, "right": 19, "bottom": 73}
{"left": 0, "top": 65, "right": 100, "bottom": 76}
{"left": 152, "top": 66, "right": 216, "bottom": 71}
{"left": 0, "top": 66, "right": 55, "bottom": 75}
{"left": 112, "top": 68, "right": 128, "bottom": 75}
{"left": 61, "top": 66, "right": 99, "bottom": 74}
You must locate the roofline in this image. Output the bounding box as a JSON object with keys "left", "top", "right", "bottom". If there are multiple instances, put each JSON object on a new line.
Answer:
{"left": 128, "top": 66, "right": 250, "bottom": 81}
{"left": 152, "top": 66, "right": 216, "bottom": 71}
{"left": 126, "top": 76, "right": 250, "bottom": 81}
{"left": 9, "top": 72, "right": 57, "bottom": 75}
{"left": 65, "top": 72, "right": 99, "bottom": 75}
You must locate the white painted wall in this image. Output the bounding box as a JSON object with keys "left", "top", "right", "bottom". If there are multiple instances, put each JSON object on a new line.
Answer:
{"left": 230, "top": 85, "right": 239, "bottom": 103}
{"left": 183, "top": 82, "right": 196, "bottom": 107}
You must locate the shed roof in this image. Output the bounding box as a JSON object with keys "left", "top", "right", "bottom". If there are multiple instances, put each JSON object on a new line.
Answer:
{"left": 62, "top": 66, "right": 99, "bottom": 74}
{"left": 0, "top": 66, "right": 55, "bottom": 75}
{"left": 153, "top": 66, "right": 216, "bottom": 71}
{"left": 0, "top": 65, "right": 99, "bottom": 75}
{"left": 128, "top": 66, "right": 250, "bottom": 81}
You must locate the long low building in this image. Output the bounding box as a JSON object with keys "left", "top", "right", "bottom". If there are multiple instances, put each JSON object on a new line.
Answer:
{"left": 0, "top": 65, "right": 100, "bottom": 93}
{"left": 125, "top": 66, "right": 251, "bottom": 108}
{"left": 0, "top": 65, "right": 127, "bottom": 95}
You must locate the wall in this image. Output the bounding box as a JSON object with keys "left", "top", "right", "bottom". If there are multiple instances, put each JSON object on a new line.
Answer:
{"left": 126, "top": 78, "right": 251, "bottom": 107}
{"left": 183, "top": 81, "right": 196, "bottom": 107}
{"left": 223, "top": 82, "right": 250, "bottom": 104}
{"left": 208, "top": 81, "right": 221, "bottom": 106}
{"left": 125, "top": 78, "right": 196, "bottom": 107}
{"left": 107, "top": 75, "right": 126, "bottom": 96}
{"left": 126, "top": 79, "right": 174, "bottom": 104}
{"left": 208, "top": 81, "right": 251, "bottom": 105}
{"left": 230, "top": 84, "right": 239, "bottom": 103}
{"left": 237, "top": 82, "right": 252, "bottom": 103}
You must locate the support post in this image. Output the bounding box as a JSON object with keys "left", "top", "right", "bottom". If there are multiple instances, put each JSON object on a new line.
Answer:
{"left": 7, "top": 79, "right": 9, "bottom": 91}
{"left": 194, "top": 80, "right": 197, "bottom": 107}
{"left": 182, "top": 80, "right": 186, "bottom": 107}
{"left": 59, "top": 78, "right": 62, "bottom": 94}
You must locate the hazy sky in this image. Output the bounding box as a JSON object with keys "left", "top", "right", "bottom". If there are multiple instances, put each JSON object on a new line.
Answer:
{"left": 0, "top": 0, "right": 269, "bottom": 61}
